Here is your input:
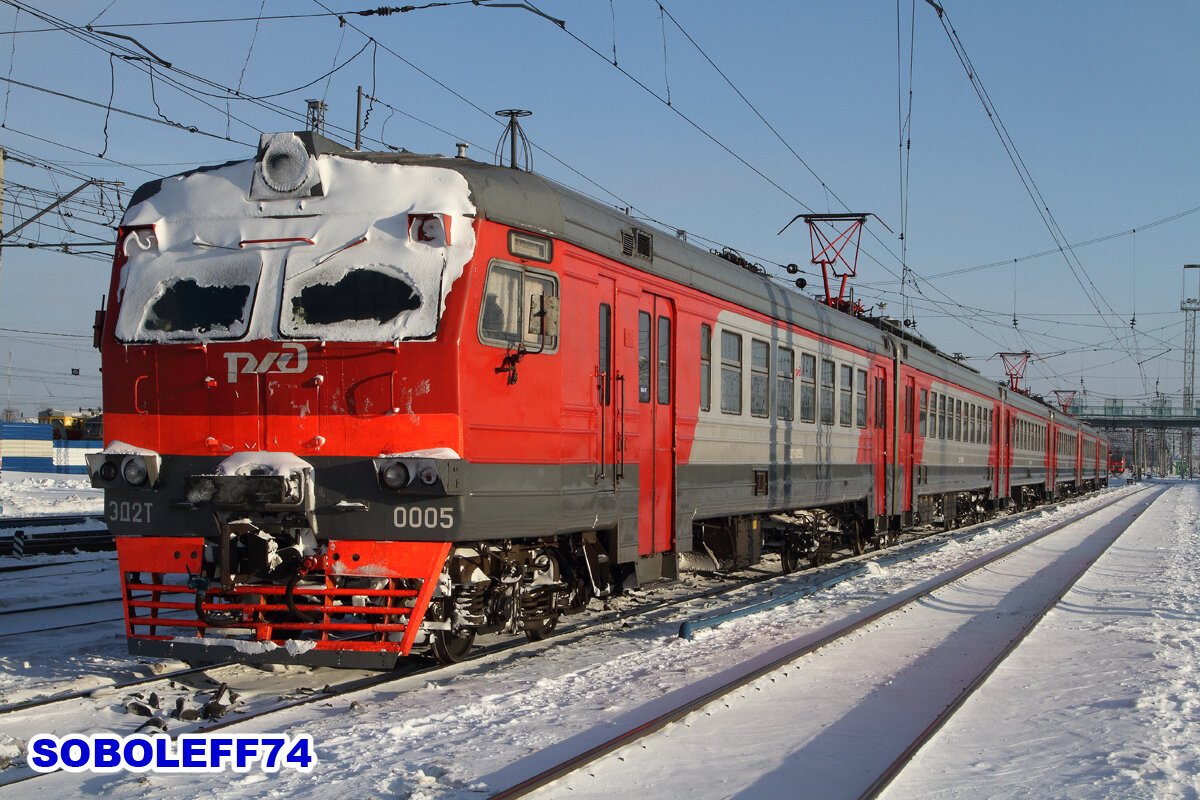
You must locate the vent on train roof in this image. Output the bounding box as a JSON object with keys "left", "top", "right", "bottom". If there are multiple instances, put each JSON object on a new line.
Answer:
{"left": 622, "top": 228, "right": 653, "bottom": 261}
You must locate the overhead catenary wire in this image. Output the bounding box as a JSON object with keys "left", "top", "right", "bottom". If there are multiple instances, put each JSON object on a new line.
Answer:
{"left": 0, "top": 1, "right": 1188, "bottom": 403}
{"left": 924, "top": 0, "right": 1147, "bottom": 393}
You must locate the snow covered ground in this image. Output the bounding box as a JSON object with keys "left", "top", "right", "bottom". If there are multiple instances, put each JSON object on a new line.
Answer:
{"left": 0, "top": 473, "right": 103, "bottom": 520}
{"left": 1, "top": 478, "right": 1196, "bottom": 799}
{"left": 888, "top": 480, "right": 1200, "bottom": 799}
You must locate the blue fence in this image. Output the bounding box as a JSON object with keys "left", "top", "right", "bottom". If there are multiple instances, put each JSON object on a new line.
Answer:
{"left": 0, "top": 422, "right": 98, "bottom": 475}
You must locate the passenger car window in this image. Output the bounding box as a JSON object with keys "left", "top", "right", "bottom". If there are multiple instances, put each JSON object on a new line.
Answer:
{"left": 776, "top": 348, "right": 794, "bottom": 421}
{"left": 721, "top": 331, "right": 742, "bottom": 414}
{"left": 820, "top": 359, "right": 835, "bottom": 425}
{"left": 751, "top": 340, "right": 770, "bottom": 418}
{"left": 800, "top": 353, "right": 816, "bottom": 423}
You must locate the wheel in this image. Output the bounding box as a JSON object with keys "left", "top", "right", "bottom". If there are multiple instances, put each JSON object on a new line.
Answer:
{"left": 780, "top": 534, "right": 803, "bottom": 574}
{"left": 849, "top": 519, "right": 866, "bottom": 556}
{"left": 524, "top": 615, "right": 557, "bottom": 642}
{"left": 430, "top": 627, "right": 476, "bottom": 664}
{"left": 808, "top": 536, "right": 830, "bottom": 569}
{"left": 522, "top": 549, "right": 563, "bottom": 642}
{"left": 869, "top": 528, "right": 885, "bottom": 551}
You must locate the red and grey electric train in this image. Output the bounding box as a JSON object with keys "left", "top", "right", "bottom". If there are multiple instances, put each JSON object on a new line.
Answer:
{"left": 88, "top": 131, "right": 1109, "bottom": 668}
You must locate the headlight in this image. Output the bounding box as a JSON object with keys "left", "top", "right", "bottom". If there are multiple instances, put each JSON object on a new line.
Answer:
{"left": 122, "top": 457, "right": 149, "bottom": 486}
{"left": 98, "top": 461, "right": 118, "bottom": 482}
{"left": 418, "top": 465, "right": 439, "bottom": 486}
{"left": 381, "top": 462, "right": 410, "bottom": 490}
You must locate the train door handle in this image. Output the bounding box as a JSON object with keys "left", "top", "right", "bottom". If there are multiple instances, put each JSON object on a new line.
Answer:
{"left": 133, "top": 375, "right": 150, "bottom": 415}
{"left": 615, "top": 373, "right": 626, "bottom": 482}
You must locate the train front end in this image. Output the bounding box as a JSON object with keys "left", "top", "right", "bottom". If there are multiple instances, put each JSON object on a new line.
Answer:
{"left": 89, "top": 132, "right": 478, "bottom": 668}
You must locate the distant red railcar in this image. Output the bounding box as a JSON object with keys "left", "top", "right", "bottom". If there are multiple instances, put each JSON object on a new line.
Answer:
{"left": 88, "top": 132, "right": 1109, "bottom": 668}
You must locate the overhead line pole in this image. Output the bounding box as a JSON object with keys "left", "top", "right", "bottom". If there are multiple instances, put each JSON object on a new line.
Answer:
{"left": 1183, "top": 264, "right": 1200, "bottom": 477}
{"left": 0, "top": 147, "right": 5, "bottom": 293}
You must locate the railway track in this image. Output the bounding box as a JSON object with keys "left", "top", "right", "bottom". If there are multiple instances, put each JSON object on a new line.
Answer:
{"left": 0, "top": 520, "right": 909, "bottom": 788}
{"left": 0, "top": 598, "right": 126, "bottom": 638}
{"left": 487, "top": 485, "right": 1160, "bottom": 799}
{"left": 0, "top": 515, "right": 111, "bottom": 557}
{"left": 0, "top": 488, "right": 1142, "bottom": 791}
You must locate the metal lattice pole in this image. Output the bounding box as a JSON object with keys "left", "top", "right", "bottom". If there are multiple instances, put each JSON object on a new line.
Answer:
{"left": 1183, "top": 265, "right": 1200, "bottom": 478}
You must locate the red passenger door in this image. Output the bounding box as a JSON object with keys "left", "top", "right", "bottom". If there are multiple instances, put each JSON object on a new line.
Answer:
{"left": 596, "top": 276, "right": 621, "bottom": 491}
{"left": 635, "top": 294, "right": 675, "bottom": 555}
{"left": 902, "top": 375, "right": 915, "bottom": 515}
{"left": 872, "top": 364, "right": 889, "bottom": 519}
{"left": 1002, "top": 410, "right": 1014, "bottom": 502}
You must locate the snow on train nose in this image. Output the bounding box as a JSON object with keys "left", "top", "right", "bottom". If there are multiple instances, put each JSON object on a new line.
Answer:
{"left": 249, "top": 131, "right": 326, "bottom": 200}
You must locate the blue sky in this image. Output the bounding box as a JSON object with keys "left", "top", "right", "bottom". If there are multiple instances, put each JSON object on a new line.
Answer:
{"left": 1, "top": 0, "right": 1197, "bottom": 417}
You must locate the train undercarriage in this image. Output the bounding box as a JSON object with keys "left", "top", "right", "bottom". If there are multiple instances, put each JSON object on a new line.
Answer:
{"left": 421, "top": 537, "right": 602, "bottom": 663}
{"left": 120, "top": 479, "right": 1102, "bottom": 668}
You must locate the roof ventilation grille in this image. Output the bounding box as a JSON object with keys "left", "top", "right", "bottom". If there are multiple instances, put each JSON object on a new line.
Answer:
{"left": 622, "top": 228, "right": 653, "bottom": 261}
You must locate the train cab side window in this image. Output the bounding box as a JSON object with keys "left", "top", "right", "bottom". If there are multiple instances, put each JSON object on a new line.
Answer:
{"left": 800, "top": 353, "right": 816, "bottom": 423}
{"left": 700, "top": 324, "right": 712, "bottom": 412}
{"left": 919, "top": 389, "right": 928, "bottom": 437}
{"left": 479, "top": 261, "right": 559, "bottom": 351}
{"left": 751, "top": 339, "right": 770, "bottom": 418}
{"left": 721, "top": 331, "right": 743, "bottom": 414}
{"left": 776, "top": 347, "right": 794, "bottom": 421}
{"left": 820, "top": 359, "right": 835, "bottom": 425}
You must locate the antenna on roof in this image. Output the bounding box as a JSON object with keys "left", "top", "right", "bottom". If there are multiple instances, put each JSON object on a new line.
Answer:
{"left": 494, "top": 109, "right": 532, "bottom": 170}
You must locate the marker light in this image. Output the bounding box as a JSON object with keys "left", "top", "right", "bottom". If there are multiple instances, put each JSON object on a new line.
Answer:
{"left": 98, "top": 460, "right": 119, "bottom": 482}
{"left": 381, "top": 462, "right": 410, "bottom": 490}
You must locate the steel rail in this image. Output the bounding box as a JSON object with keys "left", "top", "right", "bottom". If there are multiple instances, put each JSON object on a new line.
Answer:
{"left": 0, "top": 514, "right": 105, "bottom": 530}
{"left": 485, "top": 486, "right": 1154, "bottom": 800}
{"left": 858, "top": 486, "right": 1165, "bottom": 798}
{"left": 0, "top": 662, "right": 237, "bottom": 717}
{"left": 0, "top": 528, "right": 113, "bottom": 557}
{"left": 0, "top": 488, "right": 1134, "bottom": 789}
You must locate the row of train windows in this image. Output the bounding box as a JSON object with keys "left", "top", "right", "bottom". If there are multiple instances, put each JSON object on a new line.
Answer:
{"left": 1057, "top": 431, "right": 1078, "bottom": 456}
{"left": 594, "top": 309, "right": 1090, "bottom": 459}
{"left": 1013, "top": 419, "right": 1046, "bottom": 453}
{"left": 917, "top": 389, "right": 992, "bottom": 445}
{"left": 699, "top": 325, "right": 869, "bottom": 426}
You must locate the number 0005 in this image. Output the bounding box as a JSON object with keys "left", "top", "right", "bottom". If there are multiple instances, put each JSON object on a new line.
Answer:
{"left": 393, "top": 507, "right": 454, "bottom": 529}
